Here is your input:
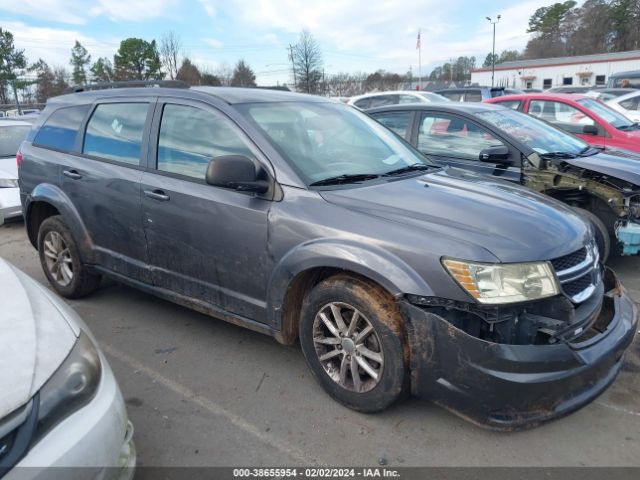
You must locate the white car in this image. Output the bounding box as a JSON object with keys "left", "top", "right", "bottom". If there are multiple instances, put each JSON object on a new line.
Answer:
{"left": 0, "top": 259, "right": 135, "bottom": 479}
{"left": 348, "top": 90, "right": 450, "bottom": 109}
{"left": 0, "top": 120, "right": 31, "bottom": 224}
{"left": 607, "top": 90, "right": 640, "bottom": 123}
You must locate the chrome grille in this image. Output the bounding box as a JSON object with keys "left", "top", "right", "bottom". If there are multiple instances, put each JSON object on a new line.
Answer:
{"left": 551, "top": 243, "right": 599, "bottom": 303}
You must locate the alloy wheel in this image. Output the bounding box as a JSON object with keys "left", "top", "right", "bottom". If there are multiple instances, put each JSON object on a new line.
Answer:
{"left": 43, "top": 231, "right": 74, "bottom": 286}
{"left": 312, "top": 302, "right": 384, "bottom": 393}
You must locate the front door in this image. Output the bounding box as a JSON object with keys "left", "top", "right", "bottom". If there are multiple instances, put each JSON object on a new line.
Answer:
{"left": 141, "top": 99, "right": 273, "bottom": 321}
{"left": 412, "top": 112, "right": 521, "bottom": 182}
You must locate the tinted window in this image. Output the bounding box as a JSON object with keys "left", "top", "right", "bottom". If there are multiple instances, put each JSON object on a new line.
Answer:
{"left": 439, "top": 91, "right": 463, "bottom": 102}
{"left": 33, "top": 105, "right": 90, "bottom": 151}
{"left": 494, "top": 100, "right": 521, "bottom": 110}
{"left": 369, "top": 95, "right": 399, "bottom": 107}
{"left": 398, "top": 95, "right": 419, "bottom": 104}
{"left": 620, "top": 96, "right": 640, "bottom": 110}
{"left": 464, "top": 91, "right": 483, "bottom": 102}
{"left": 157, "top": 104, "right": 255, "bottom": 180}
{"left": 0, "top": 125, "right": 30, "bottom": 157}
{"left": 83, "top": 103, "right": 148, "bottom": 165}
{"left": 371, "top": 111, "right": 412, "bottom": 138}
{"left": 417, "top": 113, "right": 506, "bottom": 161}
{"left": 353, "top": 98, "right": 371, "bottom": 109}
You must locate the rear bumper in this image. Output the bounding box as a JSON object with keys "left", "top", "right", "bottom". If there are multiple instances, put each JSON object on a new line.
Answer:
{"left": 400, "top": 267, "right": 637, "bottom": 430}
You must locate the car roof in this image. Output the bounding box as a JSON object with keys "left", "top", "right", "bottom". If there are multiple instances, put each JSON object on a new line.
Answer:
{"left": 0, "top": 118, "right": 32, "bottom": 127}
{"left": 490, "top": 93, "right": 589, "bottom": 102}
{"left": 613, "top": 90, "right": 640, "bottom": 102}
{"left": 49, "top": 86, "right": 330, "bottom": 106}
{"left": 365, "top": 102, "right": 506, "bottom": 114}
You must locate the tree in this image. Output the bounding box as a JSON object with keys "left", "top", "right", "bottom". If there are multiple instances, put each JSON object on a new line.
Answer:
{"left": 160, "top": 31, "right": 182, "bottom": 80}
{"left": 231, "top": 60, "right": 256, "bottom": 87}
{"left": 292, "top": 30, "right": 323, "bottom": 94}
{"left": 113, "top": 38, "right": 163, "bottom": 80}
{"left": 0, "top": 28, "right": 27, "bottom": 107}
{"left": 176, "top": 58, "right": 202, "bottom": 85}
{"left": 525, "top": 1, "right": 578, "bottom": 58}
{"left": 70, "top": 40, "right": 91, "bottom": 85}
{"left": 498, "top": 50, "right": 520, "bottom": 63}
{"left": 90, "top": 57, "right": 114, "bottom": 83}
{"left": 201, "top": 71, "right": 222, "bottom": 86}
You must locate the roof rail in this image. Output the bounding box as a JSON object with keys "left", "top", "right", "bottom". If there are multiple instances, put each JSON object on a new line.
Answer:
{"left": 63, "top": 80, "right": 190, "bottom": 94}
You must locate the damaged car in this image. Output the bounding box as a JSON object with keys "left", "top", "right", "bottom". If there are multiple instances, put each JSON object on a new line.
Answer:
{"left": 368, "top": 102, "right": 640, "bottom": 261}
{"left": 17, "top": 82, "right": 637, "bottom": 429}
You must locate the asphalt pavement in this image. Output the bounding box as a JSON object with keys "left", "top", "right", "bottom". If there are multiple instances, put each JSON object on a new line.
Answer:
{"left": 1, "top": 219, "right": 639, "bottom": 467}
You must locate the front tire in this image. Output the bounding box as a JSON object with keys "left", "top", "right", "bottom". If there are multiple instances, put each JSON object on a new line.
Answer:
{"left": 38, "top": 215, "right": 101, "bottom": 298}
{"left": 299, "top": 275, "right": 408, "bottom": 413}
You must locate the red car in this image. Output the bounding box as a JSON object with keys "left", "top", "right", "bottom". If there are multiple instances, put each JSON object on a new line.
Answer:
{"left": 486, "top": 93, "right": 640, "bottom": 153}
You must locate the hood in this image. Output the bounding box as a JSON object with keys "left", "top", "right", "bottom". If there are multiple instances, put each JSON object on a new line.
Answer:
{"left": 0, "top": 259, "right": 78, "bottom": 419}
{"left": 566, "top": 151, "right": 640, "bottom": 186}
{"left": 320, "top": 167, "right": 590, "bottom": 263}
{"left": 0, "top": 156, "right": 18, "bottom": 180}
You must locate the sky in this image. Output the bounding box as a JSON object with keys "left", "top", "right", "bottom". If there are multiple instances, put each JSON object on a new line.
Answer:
{"left": 0, "top": 0, "right": 565, "bottom": 85}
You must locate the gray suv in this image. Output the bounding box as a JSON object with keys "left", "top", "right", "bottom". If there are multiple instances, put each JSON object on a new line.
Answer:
{"left": 18, "top": 82, "right": 636, "bottom": 429}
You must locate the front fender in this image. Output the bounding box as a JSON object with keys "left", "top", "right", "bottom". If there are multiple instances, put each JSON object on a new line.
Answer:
{"left": 25, "top": 183, "right": 93, "bottom": 259}
{"left": 266, "top": 238, "right": 434, "bottom": 329}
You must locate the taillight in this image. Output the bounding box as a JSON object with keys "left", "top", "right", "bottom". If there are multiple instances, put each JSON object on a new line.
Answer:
{"left": 16, "top": 150, "right": 23, "bottom": 169}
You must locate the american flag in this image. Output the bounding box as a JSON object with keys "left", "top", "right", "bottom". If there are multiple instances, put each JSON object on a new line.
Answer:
{"left": 416, "top": 30, "right": 421, "bottom": 50}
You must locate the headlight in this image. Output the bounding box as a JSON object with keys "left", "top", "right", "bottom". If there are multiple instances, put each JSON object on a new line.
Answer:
{"left": 443, "top": 258, "right": 560, "bottom": 304}
{"left": 0, "top": 179, "right": 18, "bottom": 188}
{"left": 33, "top": 332, "right": 102, "bottom": 443}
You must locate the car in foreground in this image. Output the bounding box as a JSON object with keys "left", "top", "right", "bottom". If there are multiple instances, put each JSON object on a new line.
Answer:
{"left": 0, "top": 258, "right": 135, "bottom": 478}
{"left": 606, "top": 90, "right": 640, "bottom": 123}
{"left": 0, "top": 119, "right": 31, "bottom": 224}
{"left": 434, "top": 86, "right": 504, "bottom": 102}
{"left": 347, "top": 90, "right": 449, "bottom": 109}
{"left": 486, "top": 93, "right": 640, "bottom": 153}
{"left": 367, "top": 102, "right": 640, "bottom": 260}
{"left": 18, "top": 83, "right": 637, "bottom": 429}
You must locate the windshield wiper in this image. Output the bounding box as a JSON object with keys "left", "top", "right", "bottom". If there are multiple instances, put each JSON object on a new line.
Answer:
{"left": 617, "top": 122, "right": 639, "bottom": 131}
{"left": 382, "top": 163, "right": 436, "bottom": 177}
{"left": 309, "top": 173, "right": 380, "bottom": 187}
{"left": 539, "top": 151, "right": 578, "bottom": 159}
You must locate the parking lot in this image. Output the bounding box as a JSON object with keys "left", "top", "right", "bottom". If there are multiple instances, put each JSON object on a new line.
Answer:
{"left": 2, "top": 218, "right": 639, "bottom": 467}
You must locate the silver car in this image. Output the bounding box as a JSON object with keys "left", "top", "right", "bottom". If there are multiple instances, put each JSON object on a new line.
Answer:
{"left": 0, "top": 119, "right": 31, "bottom": 224}
{"left": 0, "top": 258, "right": 135, "bottom": 479}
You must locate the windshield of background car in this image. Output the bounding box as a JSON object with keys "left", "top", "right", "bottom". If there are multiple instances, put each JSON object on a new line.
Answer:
{"left": 576, "top": 98, "right": 635, "bottom": 129}
{"left": 476, "top": 108, "right": 589, "bottom": 155}
{"left": 237, "top": 102, "right": 432, "bottom": 185}
{"left": 417, "top": 92, "right": 451, "bottom": 102}
{"left": 0, "top": 125, "right": 30, "bottom": 157}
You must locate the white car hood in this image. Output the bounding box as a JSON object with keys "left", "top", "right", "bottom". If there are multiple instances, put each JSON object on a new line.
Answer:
{"left": 0, "top": 259, "right": 78, "bottom": 419}
{"left": 0, "top": 156, "right": 18, "bottom": 179}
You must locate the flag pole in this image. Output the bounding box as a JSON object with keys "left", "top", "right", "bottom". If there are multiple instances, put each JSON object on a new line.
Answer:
{"left": 417, "top": 28, "right": 422, "bottom": 90}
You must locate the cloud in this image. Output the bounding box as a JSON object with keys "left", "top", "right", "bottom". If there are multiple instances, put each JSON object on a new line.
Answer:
{"left": 203, "top": 37, "right": 224, "bottom": 48}
{"left": 0, "top": 1, "right": 87, "bottom": 25}
{"left": 198, "top": 0, "right": 217, "bottom": 17}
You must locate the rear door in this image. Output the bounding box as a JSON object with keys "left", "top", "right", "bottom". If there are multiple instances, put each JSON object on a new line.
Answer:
{"left": 59, "top": 98, "right": 154, "bottom": 281}
{"left": 411, "top": 111, "right": 521, "bottom": 181}
{"left": 369, "top": 110, "right": 415, "bottom": 141}
{"left": 141, "top": 98, "right": 273, "bottom": 320}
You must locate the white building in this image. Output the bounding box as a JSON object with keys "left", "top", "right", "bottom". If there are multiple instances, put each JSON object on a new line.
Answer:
{"left": 471, "top": 50, "right": 640, "bottom": 90}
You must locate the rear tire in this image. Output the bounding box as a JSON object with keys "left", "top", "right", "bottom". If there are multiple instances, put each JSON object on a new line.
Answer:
{"left": 38, "top": 215, "right": 101, "bottom": 298}
{"left": 573, "top": 207, "right": 611, "bottom": 263}
{"left": 299, "top": 274, "right": 408, "bottom": 413}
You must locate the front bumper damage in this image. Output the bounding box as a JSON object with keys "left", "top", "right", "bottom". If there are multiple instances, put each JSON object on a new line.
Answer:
{"left": 400, "top": 267, "right": 637, "bottom": 430}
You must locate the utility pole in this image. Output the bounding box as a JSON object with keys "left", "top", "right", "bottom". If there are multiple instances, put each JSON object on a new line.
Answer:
{"left": 288, "top": 44, "right": 297, "bottom": 92}
{"left": 486, "top": 15, "right": 501, "bottom": 87}
{"left": 416, "top": 29, "right": 422, "bottom": 91}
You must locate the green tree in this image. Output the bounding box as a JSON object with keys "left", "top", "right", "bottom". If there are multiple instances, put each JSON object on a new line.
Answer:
{"left": 0, "top": 28, "right": 27, "bottom": 107}
{"left": 70, "top": 40, "right": 91, "bottom": 85}
{"left": 176, "top": 58, "right": 201, "bottom": 85}
{"left": 201, "top": 72, "right": 221, "bottom": 86}
{"left": 525, "top": 1, "right": 577, "bottom": 58}
{"left": 90, "top": 57, "right": 114, "bottom": 83}
{"left": 230, "top": 60, "right": 256, "bottom": 87}
{"left": 113, "top": 38, "right": 163, "bottom": 81}
{"left": 482, "top": 53, "right": 499, "bottom": 68}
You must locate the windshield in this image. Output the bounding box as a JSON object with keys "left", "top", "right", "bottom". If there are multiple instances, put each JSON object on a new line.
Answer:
{"left": 576, "top": 98, "right": 635, "bottom": 129}
{"left": 476, "top": 108, "right": 590, "bottom": 155}
{"left": 417, "top": 92, "right": 450, "bottom": 102}
{"left": 237, "top": 102, "right": 432, "bottom": 186}
{"left": 0, "top": 125, "right": 30, "bottom": 157}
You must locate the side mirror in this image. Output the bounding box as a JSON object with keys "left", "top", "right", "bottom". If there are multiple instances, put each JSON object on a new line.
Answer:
{"left": 206, "top": 155, "right": 270, "bottom": 194}
{"left": 479, "top": 145, "right": 512, "bottom": 164}
{"left": 583, "top": 124, "right": 599, "bottom": 135}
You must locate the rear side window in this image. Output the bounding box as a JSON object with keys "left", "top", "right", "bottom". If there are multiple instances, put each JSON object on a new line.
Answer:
{"left": 353, "top": 98, "right": 371, "bottom": 109}
{"left": 33, "top": 105, "right": 90, "bottom": 151}
{"left": 83, "top": 103, "right": 148, "bottom": 165}
{"left": 368, "top": 95, "right": 399, "bottom": 108}
{"left": 494, "top": 100, "right": 521, "bottom": 110}
{"left": 371, "top": 111, "right": 412, "bottom": 138}
{"left": 464, "top": 91, "right": 483, "bottom": 102}
{"left": 439, "top": 91, "right": 463, "bottom": 102}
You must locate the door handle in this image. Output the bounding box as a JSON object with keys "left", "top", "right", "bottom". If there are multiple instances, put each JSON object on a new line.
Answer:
{"left": 63, "top": 169, "right": 82, "bottom": 180}
{"left": 144, "top": 189, "right": 170, "bottom": 201}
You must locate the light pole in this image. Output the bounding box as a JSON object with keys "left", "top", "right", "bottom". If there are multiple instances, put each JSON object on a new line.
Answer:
{"left": 486, "top": 15, "right": 501, "bottom": 87}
